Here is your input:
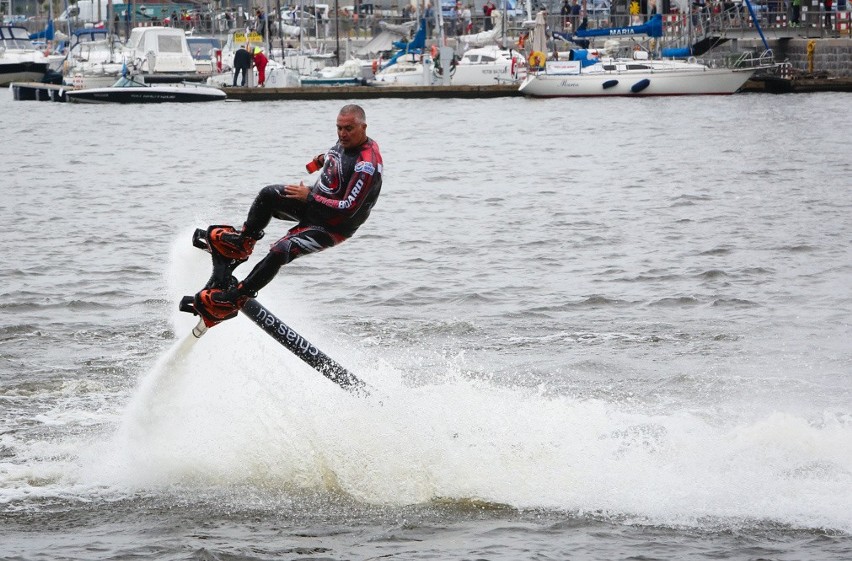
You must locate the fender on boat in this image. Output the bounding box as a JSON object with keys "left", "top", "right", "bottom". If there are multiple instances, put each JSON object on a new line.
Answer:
{"left": 602, "top": 79, "right": 619, "bottom": 89}
{"left": 631, "top": 78, "right": 651, "bottom": 93}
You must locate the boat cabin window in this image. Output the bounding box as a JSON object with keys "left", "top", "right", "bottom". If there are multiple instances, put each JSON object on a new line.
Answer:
{"left": 626, "top": 64, "right": 651, "bottom": 70}
{"left": 74, "top": 31, "right": 111, "bottom": 44}
{"left": 187, "top": 38, "right": 221, "bottom": 60}
{"left": 464, "top": 55, "right": 479, "bottom": 63}
{"left": 0, "top": 26, "right": 33, "bottom": 49}
{"left": 158, "top": 35, "right": 185, "bottom": 53}
{"left": 480, "top": 55, "right": 496, "bottom": 62}
{"left": 602, "top": 64, "right": 616, "bottom": 71}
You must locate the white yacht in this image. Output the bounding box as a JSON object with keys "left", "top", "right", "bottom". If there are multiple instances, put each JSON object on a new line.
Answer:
{"left": 0, "top": 25, "right": 49, "bottom": 86}
{"left": 518, "top": 51, "right": 766, "bottom": 97}
{"left": 123, "top": 26, "right": 197, "bottom": 75}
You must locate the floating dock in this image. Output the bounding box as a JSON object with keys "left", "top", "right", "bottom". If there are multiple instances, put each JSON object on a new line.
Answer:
{"left": 221, "top": 83, "right": 522, "bottom": 101}
{"left": 10, "top": 82, "right": 68, "bottom": 102}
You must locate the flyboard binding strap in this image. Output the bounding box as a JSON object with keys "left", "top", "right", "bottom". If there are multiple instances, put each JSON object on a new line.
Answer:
{"left": 179, "top": 226, "right": 369, "bottom": 396}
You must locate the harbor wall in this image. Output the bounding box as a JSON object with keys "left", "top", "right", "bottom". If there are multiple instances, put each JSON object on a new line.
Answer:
{"left": 718, "top": 38, "right": 852, "bottom": 77}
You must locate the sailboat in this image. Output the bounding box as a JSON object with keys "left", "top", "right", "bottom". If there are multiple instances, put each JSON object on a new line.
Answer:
{"left": 370, "top": 17, "right": 432, "bottom": 85}
{"left": 518, "top": 13, "right": 771, "bottom": 97}
{"left": 371, "top": 8, "right": 524, "bottom": 87}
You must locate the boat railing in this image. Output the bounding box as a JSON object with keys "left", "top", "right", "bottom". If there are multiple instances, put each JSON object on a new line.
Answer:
{"left": 730, "top": 48, "right": 777, "bottom": 68}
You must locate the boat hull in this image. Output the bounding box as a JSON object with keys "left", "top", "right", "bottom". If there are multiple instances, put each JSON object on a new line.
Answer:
{"left": 66, "top": 86, "right": 226, "bottom": 103}
{"left": 0, "top": 61, "right": 49, "bottom": 86}
{"left": 519, "top": 67, "right": 755, "bottom": 97}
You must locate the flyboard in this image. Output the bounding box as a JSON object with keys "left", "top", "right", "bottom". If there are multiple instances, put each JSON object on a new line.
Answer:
{"left": 179, "top": 226, "right": 370, "bottom": 396}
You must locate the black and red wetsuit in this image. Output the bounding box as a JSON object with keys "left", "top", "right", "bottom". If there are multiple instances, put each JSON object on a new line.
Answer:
{"left": 239, "top": 138, "right": 383, "bottom": 294}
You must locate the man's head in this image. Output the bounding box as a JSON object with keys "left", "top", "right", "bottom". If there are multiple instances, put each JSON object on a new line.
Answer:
{"left": 337, "top": 104, "right": 368, "bottom": 150}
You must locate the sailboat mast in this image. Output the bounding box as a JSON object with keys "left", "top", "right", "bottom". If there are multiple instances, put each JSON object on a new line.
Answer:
{"left": 277, "top": 0, "right": 284, "bottom": 60}
{"left": 334, "top": 0, "right": 340, "bottom": 65}
{"left": 264, "top": 0, "right": 271, "bottom": 52}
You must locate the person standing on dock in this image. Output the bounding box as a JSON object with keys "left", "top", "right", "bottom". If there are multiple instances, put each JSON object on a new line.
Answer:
{"left": 823, "top": 0, "right": 834, "bottom": 31}
{"left": 253, "top": 47, "right": 268, "bottom": 87}
{"left": 484, "top": 0, "right": 496, "bottom": 30}
{"left": 571, "top": 0, "right": 582, "bottom": 31}
{"left": 233, "top": 45, "right": 252, "bottom": 87}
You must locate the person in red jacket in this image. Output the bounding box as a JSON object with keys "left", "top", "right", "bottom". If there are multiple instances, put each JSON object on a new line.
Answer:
{"left": 194, "top": 104, "right": 383, "bottom": 327}
{"left": 823, "top": 0, "right": 833, "bottom": 30}
{"left": 253, "top": 47, "right": 269, "bottom": 86}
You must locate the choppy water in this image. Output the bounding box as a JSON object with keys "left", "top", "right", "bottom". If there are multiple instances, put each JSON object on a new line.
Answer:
{"left": 1, "top": 90, "right": 851, "bottom": 560}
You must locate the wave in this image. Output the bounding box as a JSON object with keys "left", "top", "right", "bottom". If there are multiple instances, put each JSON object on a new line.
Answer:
{"left": 649, "top": 296, "right": 702, "bottom": 307}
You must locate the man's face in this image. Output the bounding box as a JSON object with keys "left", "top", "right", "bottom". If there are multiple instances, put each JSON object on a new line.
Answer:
{"left": 336, "top": 113, "right": 368, "bottom": 150}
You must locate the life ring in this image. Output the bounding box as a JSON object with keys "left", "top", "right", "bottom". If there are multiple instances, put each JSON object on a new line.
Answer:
{"left": 430, "top": 44, "right": 438, "bottom": 59}
{"left": 371, "top": 58, "right": 379, "bottom": 74}
{"left": 215, "top": 49, "right": 222, "bottom": 72}
{"left": 687, "top": 56, "right": 697, "bottom": 64}
{"left": 528, "top": 50, "right": 546, "bottom": 69}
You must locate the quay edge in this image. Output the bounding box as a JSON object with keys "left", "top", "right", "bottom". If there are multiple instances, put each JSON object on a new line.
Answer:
{"left": 221, "top": 84, "right": 522, "bottom": 101}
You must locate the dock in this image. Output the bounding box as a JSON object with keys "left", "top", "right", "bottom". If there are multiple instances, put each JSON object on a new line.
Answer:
{"left": 221, "top": 83, "right": 522, "bottom": 101}
{"left": 9, "top": 77, "right": 851, "bottom": 104}
{"left": 10, "top": 82, "right": 68, "bottom": 102}
{"left": 741, "top": 75, "right": 852, "bottom": 94}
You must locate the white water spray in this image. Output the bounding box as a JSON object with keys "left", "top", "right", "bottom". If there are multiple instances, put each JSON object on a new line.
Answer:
{"left": 88, "top": 232, "right": 852, "bottom": 533}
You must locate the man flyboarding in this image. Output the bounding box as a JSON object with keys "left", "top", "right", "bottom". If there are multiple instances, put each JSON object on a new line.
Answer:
{"left": 193, "top": 104, "right": 383, "bottom": 327}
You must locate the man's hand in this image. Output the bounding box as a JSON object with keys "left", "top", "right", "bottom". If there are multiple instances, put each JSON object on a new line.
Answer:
{"left": 284, "top": 181, "right": 310, "bottom": 201}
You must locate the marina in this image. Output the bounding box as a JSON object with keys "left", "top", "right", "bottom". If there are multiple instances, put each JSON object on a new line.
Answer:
{"left": 5, "top": 0, "right": 852, "bottom": 104}
{"left": 10, "top": 73, "right": 851, "bottom": 103}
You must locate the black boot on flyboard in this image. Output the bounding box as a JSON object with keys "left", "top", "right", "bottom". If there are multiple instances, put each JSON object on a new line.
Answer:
{"left": 179, "top": 225, "right": 263, "bottom": 328}
{"left": 207, "top": 224, "right": 262, "bottom": 261}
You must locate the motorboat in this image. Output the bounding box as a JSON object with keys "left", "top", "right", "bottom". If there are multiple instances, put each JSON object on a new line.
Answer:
{"left": 518, "top": 50, "right": 765, "bottom": 97}
{"left": 301, "top": 59, "right": 367, "bottom": 86}
{"left": 65, "top": 74, "right": 226, "bottom": 103}
{"left": 0, "top": 25, "right": 50, "bottom": 86}
{"left": 186, "top": 36, "right": 223, "bottom": 74}
{"left": 123, "top": 26, "right": 197, "bottom": 75}
{"left": 62, "top": 29, "right": 126, "bottom": 89}
{"left": 64, "top": 26, "right": 205, "bottom": 89}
